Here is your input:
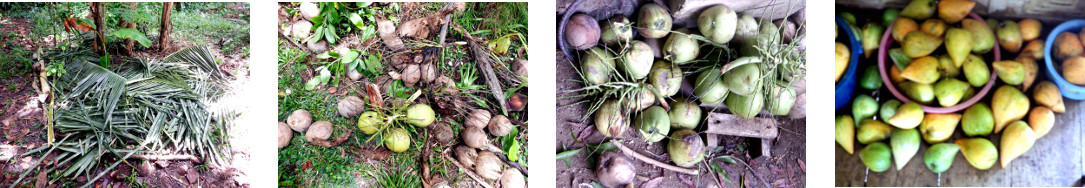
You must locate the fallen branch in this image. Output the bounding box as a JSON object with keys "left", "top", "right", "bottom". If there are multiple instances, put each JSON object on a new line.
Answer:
{"left": 452, "top": 23, "right": 509, "bottom": 116}
{"left": 444, "top": 154, "right": 494, "bottom": 188}
{"left": 484, "top": 144, "right": 529, "bottom": 177}
{"left": 609, "top": 140, "right": 698, "bottom": 175}
{"left": 131, "top": 154, "right": 200, "bottom": 162}
{"left": 277, "top": 31, "right": 310, "bottom": 53}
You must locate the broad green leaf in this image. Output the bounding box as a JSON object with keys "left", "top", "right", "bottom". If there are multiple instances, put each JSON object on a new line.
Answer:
{"left": 507, "top": 139, "right": 520, "bottom": 161}
{"left": 713, "top": 156, "right": 737, "bottom": 164}
{"left": 349, "top": 13, "right": 365, "bottom": 29}
{"left": 109, "top": 28, "right": 151, "bottom": 48}
{"left": 324, "top": 27, "right": 337, "bottom": 44}
{"left": 311, "top": 15, "right": 324, "bottom": 25}
{"left": 711, "top": 163, "right": 733, "bottom": 183}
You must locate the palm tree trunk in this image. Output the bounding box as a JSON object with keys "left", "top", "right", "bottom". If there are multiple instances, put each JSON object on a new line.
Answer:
{"left": 90, "top": 2, "right": 106, "bottom": 55}
{"left": 159, "top": 2, "right": 173, "bottom": 51}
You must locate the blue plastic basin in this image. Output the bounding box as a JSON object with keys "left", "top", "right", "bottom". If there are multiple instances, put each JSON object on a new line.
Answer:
{"left": 835, "top": 17, "right": 862, "bottom": 110}
{"left": 1043, "top": 20, "right": 1085, "bottom": 100}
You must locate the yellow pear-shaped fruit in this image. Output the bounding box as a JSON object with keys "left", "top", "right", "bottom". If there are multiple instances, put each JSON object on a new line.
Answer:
{"left": 1021, "top": 40, "right": 1045, "bottom": 60}
{"left": 893, "top": 18, "right": 918, "bottom": 42}
{"left": 1028, "top": 106, "right": 1055, "bottom": 138}
{"left": 836, "top": 42, "right": 850, "bottom": 83}
{"left": 888, "top": 102, "right": 924, "bottom": 129}
{"left": 938, "top": 0, "right": 976, "bottom": 23}
{"left": 955, "top": 138, "right": 998, "bottom": 170}
{"left": 1064, "top": 56, "right": 1085, "bottom": 85}
{"left": 901, "top": 0, "right": 937, "bottom": 20}
{"left": 937, "top": 55, "right": 961, "bottom": 78}
{"left": 1019, "top": 19, "right": 1042, "bottom": 42}
{"left": 997, "top": 20, "right": 1023, "bottom": 53}
{"left": 992, "top": 85, "right": 1029, "bottom": 133}
{"left": 1033, "top": 81, "right": 1066, "bottom": 113}
{"left": 836, "top": 115, "right": 855, "bottom": 154}
{"left": 919, "top": 113, "right": 961, "bottom": 144}
{"left": 858, "top": 119, "right": 893, "bottom": 144}
{"left": 1054, "top": 32, "right": 1084, "bottom": 61}
{"left": 901, "top": 56, "right": 940, "bottom": 84}
{"left": 903, "top": 31, "right": 944, "bottom": 58}
{"left": 945, "top": 28, "right": 972, "bottom": 66}
{"left": 1000, "top": 121, "right": 1036, "bottom": 168}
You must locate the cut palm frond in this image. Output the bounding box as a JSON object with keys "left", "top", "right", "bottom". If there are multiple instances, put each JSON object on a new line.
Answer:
{"left": 12, "top": 46, "right": 233, "bottom": 187}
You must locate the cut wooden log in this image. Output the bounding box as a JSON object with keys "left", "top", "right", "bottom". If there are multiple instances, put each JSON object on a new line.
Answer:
{"left": 703, "top": 112, "right": 778, "bottom": 139}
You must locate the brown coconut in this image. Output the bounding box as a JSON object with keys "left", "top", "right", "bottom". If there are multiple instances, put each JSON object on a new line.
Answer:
{"left": 402, "top": 64, "right": 421, "bottom": 87}
{"left": 488, "top": 115, "right": 513, "bottom": 136}
{"left": 304, "top": 121, "right": 333, "bottom": 144}
{"left": 278, "top": 122, "right": 292, "bottom": 148}
{"left": 463, "top": 127, "right": 489, "bottom": 149}
{"left": 337, "top": 96, "right": 366, "bottom": 117}
{"left": 466, "top": 109, "right": 492, "bottom": 129}
{"left": 475, "top": 151, "right": 503, "bottom": 181}
{"left": 454, "top": 145, "right": 478, "bottom": 168}
{"left": 499, "top": 169, "right": 526, "bottom": 188}
{"left": 287, "top": 109, "right": 312, "bottom": 132}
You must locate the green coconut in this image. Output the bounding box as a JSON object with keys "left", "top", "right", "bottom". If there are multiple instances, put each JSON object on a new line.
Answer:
{"left": 620, "top": 40, "right": 654, "bottom": 80}
{"left": 637, "top": 3, "right": 672, "bottom": 39}
{"left": 600, "top": 15, "right": 633, "bottom": 47}
{"left": 726, "top": 89, "right": 763, "bottom": 119}
{"left": 667, "top": 129, "right": 705, "bottom": 167}
{"left": 385, "top": 127, "right": 411, "bottom": 153}
{"left": 767, "top": 83, "right": 796, "bottom": 115}
{"left": 693, "top": 70, "right": 729, "bottom": 104}
{"left": 724, "top": 62, "right": 762, "bottom": 96}
{"left": 581, "top": 47, "right": 614, "bottom": 85}
{"left": 357, "top": 111, "right": 383, "bottom": 135}
{"left": 668, "top": 98, "right": 702, "bottom": 129}
{"left": 595, "top": 100, "right": 628, "bottom": 137}
{"left": 634, "top": 106, "right": 670, "bottom": 142}
{"left": 648, "top": 60, "right": 683, "bottom": 97}
{"left": 733, "top": 14, "right": 759, "bottom": 43}
{"left": 697, "top": 5, "right": 738, "bottom": 44}
{"left": 663, "top": 28, "right": 700, "bottom": 64}
{"left": 405, "top": 104, "right": 435, "bottom": 127}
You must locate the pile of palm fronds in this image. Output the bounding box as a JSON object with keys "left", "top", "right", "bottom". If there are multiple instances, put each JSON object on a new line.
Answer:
{"left": 12, "top": 46, "right": 232, "bottom": 186}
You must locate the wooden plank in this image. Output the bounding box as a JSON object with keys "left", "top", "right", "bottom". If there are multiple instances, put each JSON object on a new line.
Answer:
{"left": 835, "top": 100, "right": 1083, "bottom": 186}
{"left": 704, "top": 112, "right": 778, "bottom": 139}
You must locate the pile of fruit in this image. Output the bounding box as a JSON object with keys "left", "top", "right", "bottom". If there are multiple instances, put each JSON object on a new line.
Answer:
{"left": 835, "top": 0, "right": 1068, "bottom": 173}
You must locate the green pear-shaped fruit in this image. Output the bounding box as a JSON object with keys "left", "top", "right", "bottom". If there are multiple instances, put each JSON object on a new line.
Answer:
{"left": 860, "top": 142, "right": 892, "bottom": 172}
{"left": 955, "top": 138, "right": 998, "bottom": 170}
{"left": 890, "top": 128, "right": 921, "bottom": 170}
{"left": 934, "top": 78, "right": 969, "bottom": 107}
{"left": 901, "top": 56, "right": 940, "bottom": 84}
{"left": 962, "top": 19, "right": 995, "bottom": 54}
{"left": 945, "top": 28, "right": 973, "bottom": 66}
{"left": 962, "top": 54, "right": 990, "bottom": 87}
{"left": 962, "top": 102, "right": 995, "bottom": 137}
{"left": 937, "top": 55, "right": 960, "bottom": 78}
{"left": 879, "top": 99, "right": 903, "bottom": 122}
{"left": 862, "top": 23, "right": 885, "bottom": 58}
{"left": 858, "top": 119, "right": 893, "bottom": 144}
{"left": 852, "top": 94, "right": 878, "bottom": 125}
{"left": 837, "top": 115, "right": 856, "bottom": 154}
{"left": 997, "top": 20, "right": 1023, "bottom": 53}
{"left": 899, "top": 81, "right": 935, "bottom": 104}
{"left": 901, "top": 0, "right": 937, "bottom": 20}
{"left": 924, "top": 143, "right": 961, "bottom": 173}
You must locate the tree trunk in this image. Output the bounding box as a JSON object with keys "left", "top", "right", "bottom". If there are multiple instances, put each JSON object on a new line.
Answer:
{"left": 123, "top": 2, "right": 137, "bottom": 55}
{"left": 90, "top": 2, "right": 106, "bottom": 55}
{"left": 159, "top": 2, "right": 174, "bottom": 51}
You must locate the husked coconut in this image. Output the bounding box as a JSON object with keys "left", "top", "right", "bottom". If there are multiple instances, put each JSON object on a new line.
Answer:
{"left": 337, "top": 96, "right": 366, "bottom": 117}
{"left": 466, "top": 109, "right": 492, "bottom": 129}
{"left": 454, "top": 145, "right": 478, "bottom": 168}
{"left": 402, "top": 64, "right": 421, "bottom": 87}
{"left": 499, "top": 169, "right": 526, "bottom": 188}
{"left": 488, "top": 115, "right": 513, "bottom": 136}
{"left": 475, "top": 151, "right": 503, "bottom": 181}
{"left": 513, "top": 59, "right": 529, "bottom": 78}
{"left": 463, "top": 127, "right": 489, "bottom": 149}
{"left": 596, "top": 150, "right": 636, "bottom": 188}
{"left": 287, "top": 109, "right": 312, "bottom": 132}
{"left": 291, "top": 20, "right": 313, "bottom": 39}
{"left": 305, "top": 121, "right": 333, "bottom": 144}
{"left": 299, "top": 2, "right": 320, "bottom": 20}
{"left": 278, "top": 122, "right": 292, "bottom": 148}
{"left": 421, "top": 63, "right": 437, "bottom": 84}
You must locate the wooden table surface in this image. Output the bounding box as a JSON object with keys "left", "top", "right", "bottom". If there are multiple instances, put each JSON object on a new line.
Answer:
{"left": 835, "top": 91, "right": 1085, "bottom": 186}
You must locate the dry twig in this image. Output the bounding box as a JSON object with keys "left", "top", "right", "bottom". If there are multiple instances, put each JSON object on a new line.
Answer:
{"left": 609, "top": 140, "right": 698, "bottom": 175}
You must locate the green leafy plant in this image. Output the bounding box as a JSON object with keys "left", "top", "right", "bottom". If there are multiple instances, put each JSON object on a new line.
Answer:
{"left": 109, "top": 28, "right": 151, "bottom": 47}
{"left": 308, "top": 2, "right": 378, "bottom": 45}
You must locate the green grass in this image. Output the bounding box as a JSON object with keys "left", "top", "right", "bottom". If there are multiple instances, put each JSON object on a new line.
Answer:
{"left": 171, "top": 3, "right": 249, "bottom": 57}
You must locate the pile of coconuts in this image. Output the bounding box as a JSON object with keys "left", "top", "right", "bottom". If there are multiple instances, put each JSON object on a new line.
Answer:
{"left": 564, "top": 2, "right": 804, "bottom": 187}
{"left": 277, "top": 95, "right": 437, "bottom": 154}
{"left": 453, "top": 109, "right": 526, "bottom": 187}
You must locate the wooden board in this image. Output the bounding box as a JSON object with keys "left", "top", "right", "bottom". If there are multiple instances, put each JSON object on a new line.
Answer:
{"left": 704, "top": 112, "right": 778, "bottom": 139}
{"left": 835, "top": 100, "right": 1083, "bottom": 186}
{"left": 836, "top": 0, "right": 1085, "bottom": 24}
